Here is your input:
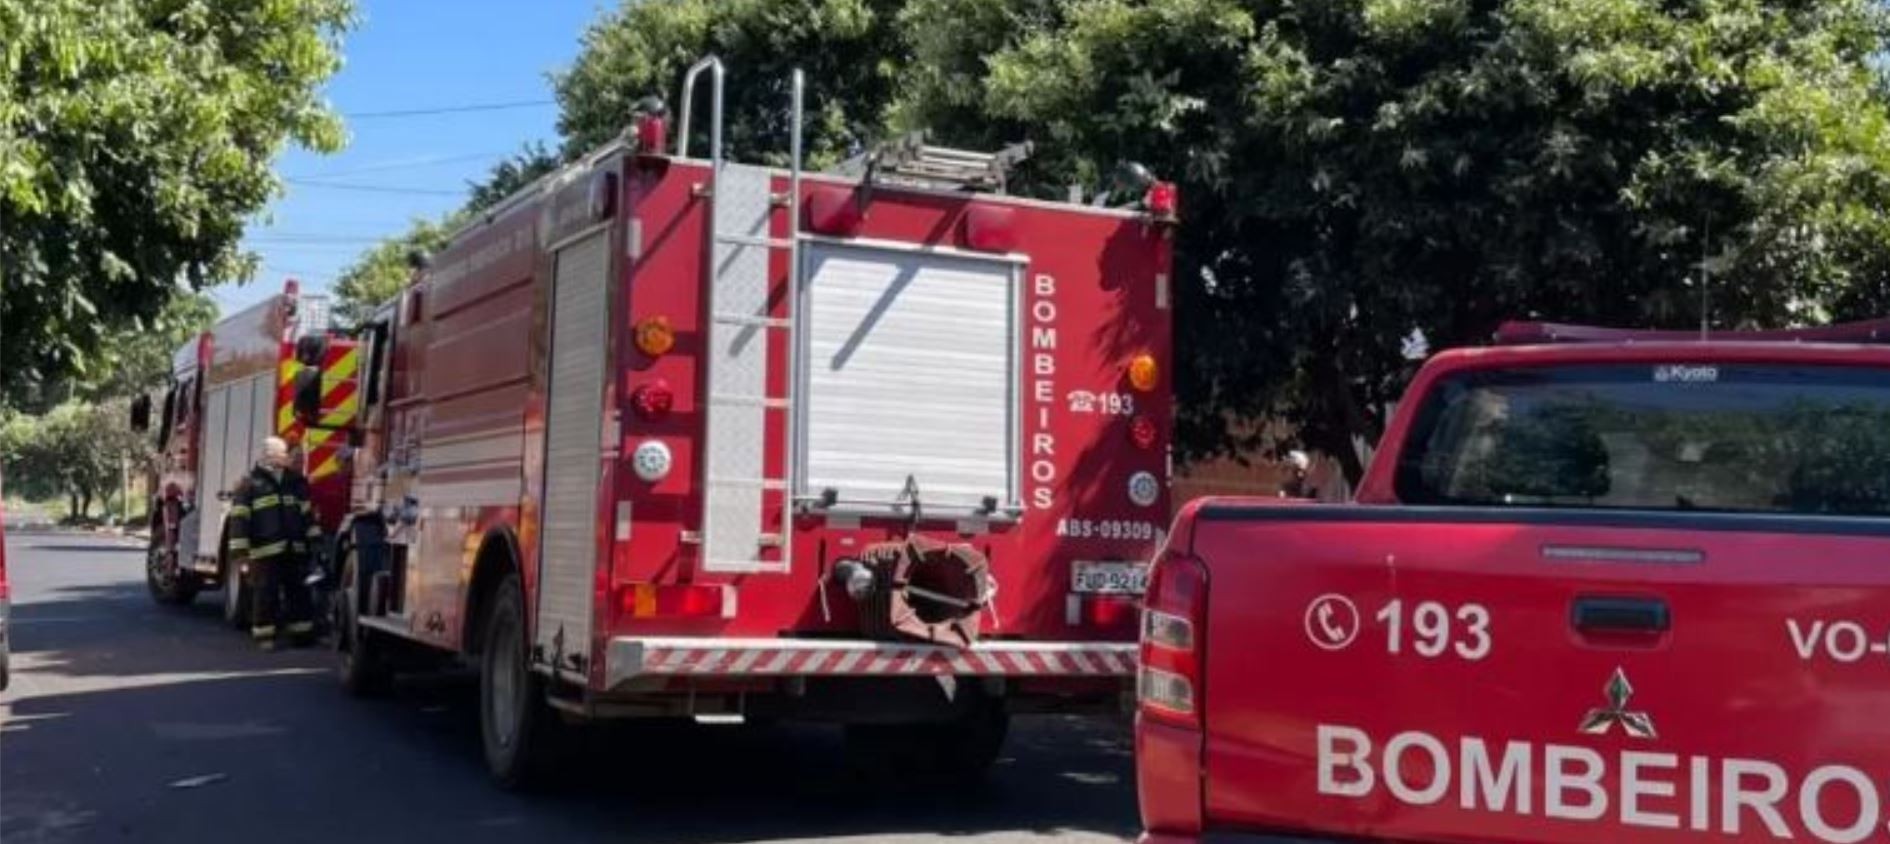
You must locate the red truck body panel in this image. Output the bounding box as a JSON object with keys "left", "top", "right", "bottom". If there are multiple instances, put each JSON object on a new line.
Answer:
{"left": 361, "top": 146, "right": 1174, "bottom": 695}
{"left": 1145, "top": 337, "right": 1890, "bottom": 844}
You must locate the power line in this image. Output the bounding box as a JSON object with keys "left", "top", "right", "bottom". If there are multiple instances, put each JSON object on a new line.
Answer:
{"left": 248, "top": 233, "right": 401, "bottom": 244}
{"left": 285, "top": 178, "right": 465, "bottom": 196}
{"left": 344, "top": 99, "right": 554, "bottom": 119}
{"left": 287, "top": 150, "right": 509, "bottom": 180}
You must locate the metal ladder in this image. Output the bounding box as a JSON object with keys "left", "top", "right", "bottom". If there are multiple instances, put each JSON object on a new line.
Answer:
{"left": 679, "top": 57, "right": 804, "bottom": 574}
{"left": 831, "top": 131, "right": 1033, "bottom": 193}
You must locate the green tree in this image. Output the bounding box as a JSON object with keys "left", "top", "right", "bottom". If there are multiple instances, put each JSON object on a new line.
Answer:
{"left": 0, "top": 400, "right": 147, "bottom": 519}
{"left": 330, "top": 217, "right": 453, "bottom": 326}
{"left": 1, "top": 0, "right": 354, "bottom": 408}
{"left": 903, "top": 0, "right": 1890, "bottom": 480}
{"left": 553, "top": 0, "right": 906, "bottom": 167}
{"left": 333, "top": 145, "right": 563, "bottom": 324}
{"left": 543, "top": 0, "right": 1890, "bottom": 483}
{"left": 465, "top": 142, "right": 563, "bottom": 216}
{"left": 14, "top": 292, "right": 219, "bottom": 408}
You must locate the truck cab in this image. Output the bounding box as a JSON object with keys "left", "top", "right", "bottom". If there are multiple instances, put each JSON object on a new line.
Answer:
{"left": 1142, "top": 320, "right": 1890, "bottom": 844}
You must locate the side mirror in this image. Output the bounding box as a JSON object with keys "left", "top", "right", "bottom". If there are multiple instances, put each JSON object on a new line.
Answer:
{"left": 129, "top": 395, "right": 152, "bottom": 432}
{"left": 294, "top": 367, "right": 322, "bottom": 423}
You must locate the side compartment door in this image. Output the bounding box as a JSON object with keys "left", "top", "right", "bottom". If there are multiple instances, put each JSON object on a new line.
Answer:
{"left": 195, "top": 385, "right": 232, "bottom": 558}
{"left": 534, "top": 230, "right": 611, "bottom": 679}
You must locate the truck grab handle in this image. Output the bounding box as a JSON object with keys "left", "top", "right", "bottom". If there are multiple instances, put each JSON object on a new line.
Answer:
{"left": 678, "top": 55, "right": 725, "bottom": 169}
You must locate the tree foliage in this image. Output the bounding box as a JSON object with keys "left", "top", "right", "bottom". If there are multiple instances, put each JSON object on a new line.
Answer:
{"left": 465, "top": 142, "right": 562, "bottom": 216}
{"left": 554, "top": 0, "right": 906, "bottom": 167}
{"left": 537, "top": 0, "right": 1890, "bottom": 482}
{"left": 0, "top": 0, "right": 354, "bottom": 408}
{"left": 330, "top": 217, "right": 452, "bottom": 326}
{"left": 10, "top": 292, "right": 217, "bottom": 411}
{"left": 0, "top": 399, "right": 149, "bottom": 519}
{"left": 331, "top": 145, "right": 561, "bottom": 324}
{"left": 905, "top": 0, "right": 1890, "bottom": 480}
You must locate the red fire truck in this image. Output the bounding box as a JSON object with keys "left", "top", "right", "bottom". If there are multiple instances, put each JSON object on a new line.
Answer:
{"left": 132, "top": 281, "right": 360, "bottom": 625}
{"left": 328, "top": 58, "right": 1177, "bottom": 787}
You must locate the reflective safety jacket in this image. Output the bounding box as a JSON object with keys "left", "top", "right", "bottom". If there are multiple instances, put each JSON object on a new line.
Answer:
{"left": 227, "top": 465, "right": 320, "bottom": 561}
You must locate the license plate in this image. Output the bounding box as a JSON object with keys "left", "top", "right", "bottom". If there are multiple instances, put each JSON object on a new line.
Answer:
{"left": 1072, "top": 561, "right": 1149, "bottom": 595}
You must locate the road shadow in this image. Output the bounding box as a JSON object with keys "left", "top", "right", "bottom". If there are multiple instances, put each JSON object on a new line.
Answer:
{"left": 7, "top": 580, "right": 302, "bottom": 682}
{"left": 5, "top": 664, "right": 1136, "bottom": 843}
{"left": 4, "top": 568, "right": 1137, "bottom": 843}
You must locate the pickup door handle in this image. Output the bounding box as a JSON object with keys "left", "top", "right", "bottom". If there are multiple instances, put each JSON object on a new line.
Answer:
{"left": 1572, "top": 597, "right": 1671, "bottom": 633}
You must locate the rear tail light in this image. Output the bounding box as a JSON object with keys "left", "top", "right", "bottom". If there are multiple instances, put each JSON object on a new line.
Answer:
{"left": 631, "top": 379, "right": 674, "bottom": 421}
{"left": 1127, "top": 353, "right": 1159, "bottom": 392}
{"left": 619, "top": 583, "right": 735, "bottom": 619}
{"left": 1129, "top": 415, "right": 1158, "bottom": 450}
{"left": 634, "top": 315, "right": 675, "bottom": 357}
{"left": 1140, "top": 548, "right": 1207, "bottom": 728}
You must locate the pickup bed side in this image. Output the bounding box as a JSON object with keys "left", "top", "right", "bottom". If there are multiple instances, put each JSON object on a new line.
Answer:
{"left": 1142, "top": 340, "right": 1890, "bottom": 844}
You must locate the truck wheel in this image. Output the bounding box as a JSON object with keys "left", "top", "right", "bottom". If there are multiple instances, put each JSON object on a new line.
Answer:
{"left": 479, "top": 572, "right": 565, "bottom": 790}
{"left": 221, "top": 549, "right": 249, "bottom": 630}
{"left": 845, "top": 698, "right": 1010, "bottom": 786}
{"left": 145, "top": 534, "right": 199, "bottom": 606}
{"left": 335, "top": 550, "right": 392, "bottom": 697}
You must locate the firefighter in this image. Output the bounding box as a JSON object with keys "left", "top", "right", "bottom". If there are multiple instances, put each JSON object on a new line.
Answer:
{"left": 1280, "top": 450, "right": 1318, "bottom": 500}
{"left": 227, "top": 436, "right": 322, "bottom": 650}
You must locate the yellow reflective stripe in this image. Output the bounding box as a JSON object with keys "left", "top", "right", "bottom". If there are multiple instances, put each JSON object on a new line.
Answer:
{"left": 251, "top": 494, "right": 281, "bottom": 509}
{"left": 286, "top": 621, "right": 316, "bottom": 634}
{"left": 227, "top": 505, "right": 251, "bottom": 517}
{"left": 250, "top": 541, "right": 288, "bottom": 558}
{"left": 251, "top": 625, "right": 277, "bottom": 639}
{"left": 227, "top": 538, "right": 251, "bottom": 550}
{"left": 305, "top": 526, "right": 323, "bottom": 538}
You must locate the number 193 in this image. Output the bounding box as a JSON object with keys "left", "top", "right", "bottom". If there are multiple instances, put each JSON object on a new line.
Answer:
{"left": 1374, "top": 599, "right": 1492, "bottom": 661}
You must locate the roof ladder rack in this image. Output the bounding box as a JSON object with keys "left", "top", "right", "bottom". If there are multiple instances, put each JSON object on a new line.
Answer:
{"left": 831, "top": 131, "right": 1033, "bottom": 193}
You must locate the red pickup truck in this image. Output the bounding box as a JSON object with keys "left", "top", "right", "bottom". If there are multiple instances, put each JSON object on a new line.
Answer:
{"left": 1140, "top": 321, "right": 1890, "bottom": 844}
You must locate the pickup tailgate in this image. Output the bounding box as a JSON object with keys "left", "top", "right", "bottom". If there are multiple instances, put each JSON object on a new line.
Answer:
{"left": 1195, "top": 505, "right": 1890, "bottom": 844}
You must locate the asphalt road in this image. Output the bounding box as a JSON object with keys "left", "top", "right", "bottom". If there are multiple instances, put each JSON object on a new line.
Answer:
{"left": 0, "top": 533, "right": 1139, "bottom": 844}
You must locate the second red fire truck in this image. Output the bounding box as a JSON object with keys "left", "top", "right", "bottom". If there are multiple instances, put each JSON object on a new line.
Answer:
{"left": 255, "top": 58, "right": 1176, "bottom": 787}
{"left": 135, "top": 281, "right": 359, "bottom": 627}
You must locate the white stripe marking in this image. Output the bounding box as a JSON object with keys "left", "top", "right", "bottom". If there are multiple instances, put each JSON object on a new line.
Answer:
{"left": 1068, "top": 650, "right": 1097, "bottom": 674}
{"left": 833, "top": 650, "right": 866, "bottom": 674}
{"left": 729, "top": 649, "right": 764, "bottom": 673}
{"left": 755, "top": 649, "right": 793, "bottom": 673}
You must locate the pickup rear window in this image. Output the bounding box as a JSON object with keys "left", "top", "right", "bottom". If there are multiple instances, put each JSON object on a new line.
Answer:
{"left": 1395, "top": 363, "right": 1890, "bottom": 515}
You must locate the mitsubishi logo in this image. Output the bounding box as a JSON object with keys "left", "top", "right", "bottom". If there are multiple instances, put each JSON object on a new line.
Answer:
{"left": 1579, "top": 667, "right": 1657, "bottom": 739}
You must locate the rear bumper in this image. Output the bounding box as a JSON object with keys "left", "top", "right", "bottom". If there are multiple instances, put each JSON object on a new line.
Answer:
{"left": 604, "top": 636, "right": 1136, "bottom": 690}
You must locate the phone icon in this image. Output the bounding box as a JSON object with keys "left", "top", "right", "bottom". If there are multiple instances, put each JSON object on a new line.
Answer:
{"left": 1318, "top": 604, "right": 1346, "bottom": 642}
{"left": 1305, "top": 594, "right": 1359, "bottom": 651}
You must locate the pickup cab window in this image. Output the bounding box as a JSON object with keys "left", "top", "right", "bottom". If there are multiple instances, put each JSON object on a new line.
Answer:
{"left": 1395, "top": 363, "right": 1890, "bottom": 515}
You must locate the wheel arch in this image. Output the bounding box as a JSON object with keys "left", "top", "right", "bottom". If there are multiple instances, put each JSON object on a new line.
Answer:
{"left": 464, "top": 525, "right": 525, "bottom": 657}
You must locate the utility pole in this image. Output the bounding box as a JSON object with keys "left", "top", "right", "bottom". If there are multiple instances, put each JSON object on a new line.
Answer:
{"left": 1700, "top": 217, "right": 1711, "bottom": 340}
{"left": 119, "top": 452, "right": 129, "bottom": 528}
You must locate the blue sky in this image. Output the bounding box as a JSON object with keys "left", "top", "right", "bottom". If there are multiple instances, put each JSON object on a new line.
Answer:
{"left": 221, "top": 0, "right": 605, "bottom": 316}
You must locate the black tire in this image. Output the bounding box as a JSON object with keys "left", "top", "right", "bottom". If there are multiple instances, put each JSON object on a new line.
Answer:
{"left": 845, "top": 698, "right": 1010, "bottom": 787}
{"left": 479, "top": 572, "right": 565, "bottom": 790}
{"left": 335, "top": 549, "right": 393, "bottom": 697}
{"left": 221, "top": 545, "right": 250, "bottom": 630}
{"left": 145, "top": 531, "right": 199, "bottom": 606}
